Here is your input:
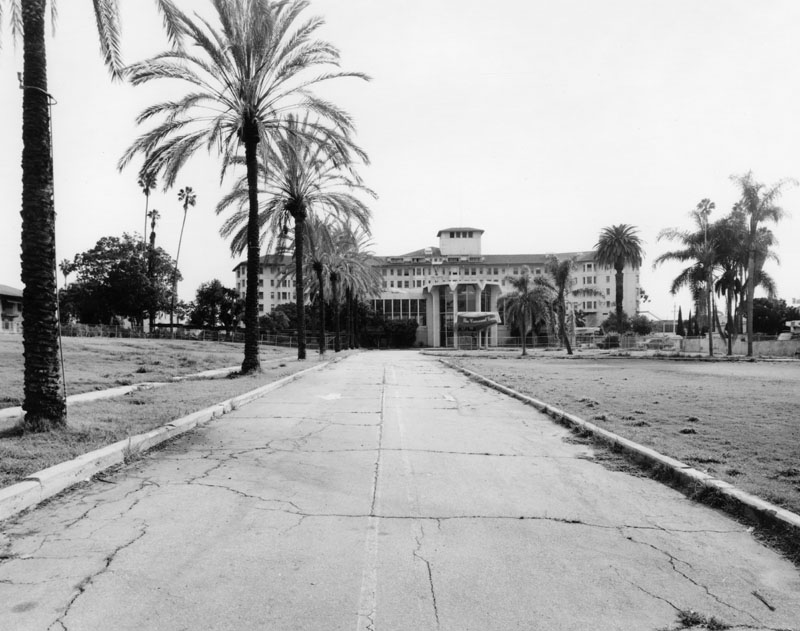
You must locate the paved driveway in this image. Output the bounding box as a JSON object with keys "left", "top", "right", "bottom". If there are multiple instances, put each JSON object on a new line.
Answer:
{"left": 1, "top": 351, "right": 798, "bottom": 630}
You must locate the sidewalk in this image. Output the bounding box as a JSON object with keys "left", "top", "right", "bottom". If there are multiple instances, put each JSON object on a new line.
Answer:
{"left": 1, "top": 351, "right": 798, "bottom": 630}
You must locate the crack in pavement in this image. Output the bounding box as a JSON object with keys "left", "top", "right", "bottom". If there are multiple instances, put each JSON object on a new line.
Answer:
{"left": 625, "top": 534, "right": 763, "bottom": 625}
{"left": 615, "top": 569, "right": 681, "bottom": 613}
{"left": 413, "top": 523, "right": 441, "bottom": 629}
{"left": 47, "top": 522, "right": 149, "bottom": 631}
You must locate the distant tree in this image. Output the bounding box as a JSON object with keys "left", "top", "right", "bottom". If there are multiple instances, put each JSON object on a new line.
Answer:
{"left": 752, "top": 298, "right": 800, "bottom": 335}
{"left": 189, "top": 280, "right": 243, "bottom": 332}
{"left": 138, "top": 171, "right": 157, "bottom": 255}
{"left": 676, "top": 306, "right": 685, "bottom": 336}
{"left": 595, "top": 224, "right": 644, "bottom": 332}
{"left": 600, "top": 310, "right": 630, "bottom": 333}
{"left": 171, "top": 186, "right": 196, "bottom": 331}
{"left": 629, "top": 314, "right": 653, "bottom": 336}
{"left": 60, "top": 234, "right": 176, "bottom": 325}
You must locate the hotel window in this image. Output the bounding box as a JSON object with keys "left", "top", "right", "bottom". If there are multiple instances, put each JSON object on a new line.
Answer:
{"left": 270, "top": 292, "right": 274, "bottom": 300}
{"left": 450, "top": 231, "right": 455, "bottom": 238}
{"left": 390, "top": 281, "right": 394, "bottom": 288}
{"left": 606, "top": 288, "right": 611, "bottom": 295}
{"left": 404, "top": 281, "right": 409, "bottom": 288}
{"left": 468, "top": 231, "right": 473, "bottom": 238}
{"left": 606, "top": 276, "right": 611, "bottom": 283}
{"left": 513, "top": 268, "right": 518, "bottom": 275}
{"left": 390, "top": 269, "right": 394, "bottom": 275}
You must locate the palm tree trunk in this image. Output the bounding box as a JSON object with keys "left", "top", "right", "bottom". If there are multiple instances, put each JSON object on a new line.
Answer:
{"left": 331, "top": 274, "right": 341, "bottom": 352}
{"left": 241, "top": 120, "right": 262, "bottom": 374}
{"left": 745, "top": 248, "right": 756, "bottom": 357}
{"left": 615, "top": 266, "right": 624, "bottom": 331}
{"left": 20, "top": 1, "right": 67, "bottom": 431}
{"left": 315, "top": 265, "right": 326, "bottom": 354}
{"left": 169, "top": 208, "right": 188, "bottom": 334}
{"left": 559, "top": 300, "right": 572, "bottom": 355}
{"left": 345, "top": 287, "right": 353, "bottom": 349}
{"left": 706, "top": 278, "right": 713, "bottom": 357}
{"left": 726, "top": 290, "right": 734, "bottom": 356}
{"left": 521, "top": 322, "right": 527, "bottom": 356}
{"left": 294, "top": 214, "right": 307, "bottom": 360}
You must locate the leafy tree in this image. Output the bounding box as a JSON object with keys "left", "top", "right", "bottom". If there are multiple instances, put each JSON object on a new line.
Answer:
{"left": 60, "top": 234, "right": 176, "bottom": 325}
{"left": 121, "top": 0, "right": 367, "bottom": 373}
{"left": 594, "top": 224, "right": 644, "bottom": 333}
{"left": 629, "top": 314, "right": 653, "bottom": 336}
{"left": 752, "top": 298, "right": 800, "bottom": 335}
{"left": 600, "top": 310, "right": 630, "bottom": 334}
{"left": 189, "top": 280, "right": 243, "bottom": 332}
{"left": 1, "top": 0, "right": 180, "bottom": 432}
{"left": 499, "top": 267, "right": 551, "bottom": 356}
{"left": 730, "top": 171, "right": 795, "bottom": 356}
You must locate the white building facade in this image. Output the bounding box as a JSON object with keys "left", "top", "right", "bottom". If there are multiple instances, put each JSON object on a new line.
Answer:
{"left": 233, "top": 227, "right": 641, "bottom": 347}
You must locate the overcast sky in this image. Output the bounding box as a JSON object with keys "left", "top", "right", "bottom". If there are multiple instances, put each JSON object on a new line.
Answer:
{"left": 2, "top": 0, "right": 799, "bottom": 322}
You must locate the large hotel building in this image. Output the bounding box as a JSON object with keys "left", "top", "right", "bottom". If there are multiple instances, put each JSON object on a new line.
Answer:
{"left": 234, "top": 227, "right": 640, "bottom": 348}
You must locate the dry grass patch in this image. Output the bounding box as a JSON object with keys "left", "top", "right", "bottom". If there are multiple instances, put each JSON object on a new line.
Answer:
{"left": 0, "top": 336, "right": 290, "bottom": 408}
{"left": 448, "top": 355, "right": 800, "bottom": 516}
{"left": 0, "top": 358, "right": 315, "bottom": 489}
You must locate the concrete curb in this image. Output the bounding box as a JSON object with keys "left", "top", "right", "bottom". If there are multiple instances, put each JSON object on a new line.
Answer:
{"left": 0, "top": 361, "right": 329, "bottom": 523}
{"left": 440, "top": 358, "right": 800, "bottom": 537}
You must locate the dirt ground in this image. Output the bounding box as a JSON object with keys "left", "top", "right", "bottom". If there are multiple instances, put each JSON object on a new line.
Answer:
{"left": 446, "top": 352, "right": 800, "bottom": 516}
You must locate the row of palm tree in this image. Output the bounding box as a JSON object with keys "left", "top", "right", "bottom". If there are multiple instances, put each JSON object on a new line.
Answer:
{"left": 5, "top": 0, "right": 372, "bottom": 431}
{"left": 655, "top": 172, "right": 793, "bottom": 357}
{"left": 120, "top": 0, "right": 372, "bottom": 372}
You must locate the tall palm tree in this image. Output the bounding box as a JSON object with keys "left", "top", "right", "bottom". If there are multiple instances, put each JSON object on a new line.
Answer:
{"left": 120, "top": 0, "right": 368, "bottom": 372}
{"left": 217, "top": 115, "right": 373, "bottom": 360}
{"left": 146, "top": 207, "right": 161, "bottom": 331}
{"left": 594, "top": 224, "right": 644, "bottom": 333}
{"left": 1, "top": 0, "right": 179, "bottom": 431}
{"left": 138, "top": 171, "right": 157, "bottom": 256}
{"left": 170, "top": 186, "right": 195, "bottom": 331}
{"left": 298, "top": 215, "right": 335, "bottom": 354}
{"left": 500, "top": 267, "right": 551, "bottom": 356}
{"left": 729, "top": 171, "right": 795, "bottom": 356}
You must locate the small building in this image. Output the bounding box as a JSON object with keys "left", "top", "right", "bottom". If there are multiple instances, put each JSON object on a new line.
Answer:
{"left": 0, "top": 284, "right": 23, "bottom": 334}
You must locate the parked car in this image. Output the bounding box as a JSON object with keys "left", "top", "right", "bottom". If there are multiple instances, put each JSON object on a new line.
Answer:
{"left": 597, "top": 334, "right": 620, "bottom": 349}
{"left": 640, "top": 334, "right": 683, "bottom": 350}
{"left": 777, "top": 331, "right": 800, "bottom": 341}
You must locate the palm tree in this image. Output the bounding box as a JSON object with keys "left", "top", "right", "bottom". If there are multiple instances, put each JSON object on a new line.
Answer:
{"left": 120, "top": 0, "right": 367, "bottom": 373}
{"left": 1, "top": 0, "right": 179, "bottom": 431}
{"left": 542, "top": 255, "right": 602, "bottom": 355}
{"left": 327, "top": 223, "right": 381, "bottom": 352}
{"left": 170, "top": 186, "right": 195, "bottom": 332}
{"left": 298, "top": 215, "right": 335, "bottom": 354}
{"left": 500, "top": 267, "right": 551, "bottom": 356}
{"left": 594, "top": 224, "right": 644, "bottom": 333}
{"left": 217, "top": 115, "right": 373, "bottom": 360}
{"left": 146, "top": 207, "right": 161, "bottom": 332}
{"left": 655, "top": 206, "right": 718, "bottom": 356}
{"left": 138, "top": 171, "right": 157, "bottom": 255}
{"left": 729, "top": 171, "right": 795, "bottom": 356}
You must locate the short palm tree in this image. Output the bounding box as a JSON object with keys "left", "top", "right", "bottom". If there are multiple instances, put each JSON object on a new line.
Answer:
{"left": 217, "top": 115, "right": 373, "bottom": 360}
{"left": 729, "top": 171, "right": 795, "bottom": 356}
{"left": 327, "top": 223, "right": 381, "bottom": 351}
{"left": 120, "top": 0, "right": 367, "bottom": 372}
{"left": 500, "top": 268, "right": 552, "bottom": 356}
{"left": 594, "top": 224, "right": 644, "bottom": 333}
{"left": 1, "top": 0, "right": 180, "bottom": 431}
{"left": 655, "top": 201, "right": 718, "bottom": 356}
{"left": 542, "top": 255, "right": 601, "bottom": 355}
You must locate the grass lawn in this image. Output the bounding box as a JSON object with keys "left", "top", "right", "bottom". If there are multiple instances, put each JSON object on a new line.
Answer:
{"left": 0, "top": 336, "right": 326, "bottom": 489}
{"left": 446, "top": 353, "right": 800, "bottom": 516}
{"left": 0, "top": 335, "right": 290, "bottom": 409}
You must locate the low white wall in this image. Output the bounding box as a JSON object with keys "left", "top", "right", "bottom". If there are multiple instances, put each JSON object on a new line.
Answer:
{"left": 682, "top": 336, "right": 800, "bottom": 357}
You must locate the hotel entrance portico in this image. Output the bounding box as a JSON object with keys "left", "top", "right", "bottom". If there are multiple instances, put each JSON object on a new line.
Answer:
{"left": 426, "top": 281, "right": 501, "bottom": 348}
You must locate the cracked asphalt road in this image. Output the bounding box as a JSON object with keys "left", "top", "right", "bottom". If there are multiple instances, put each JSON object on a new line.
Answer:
{"left": 1, "top": 351, "right": 799, "bottom": 630}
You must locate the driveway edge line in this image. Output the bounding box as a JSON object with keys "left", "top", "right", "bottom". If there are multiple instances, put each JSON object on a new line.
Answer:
{"left": 0, "top": 361, "right": 329, "bottom": 523}
{"left": 440, "top": 358, "right": 800, "bottom": 538}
